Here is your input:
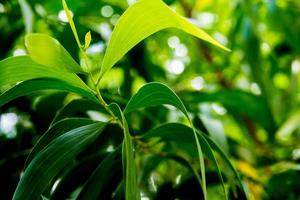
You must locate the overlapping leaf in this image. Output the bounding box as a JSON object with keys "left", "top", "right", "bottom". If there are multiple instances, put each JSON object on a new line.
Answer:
{"left": 109, "top": 103, "right": 140, "bottom": 200}
{"left": 0, "top": 56, "right": 90, "bottom": 91}
{"left": 123, "top": 82, "right": 207, "bottom": 199}
{"left": 0, "top": 78, "right": 97, "bottom": 107}
{"left": 25, "top": 33, "right": 84, "bottom": 73}
{"left": 13, "top": 122, "right": 107, "bottom": 200}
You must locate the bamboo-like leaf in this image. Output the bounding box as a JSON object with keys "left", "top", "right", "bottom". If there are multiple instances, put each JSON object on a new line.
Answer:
{"left": 0, "top": 56, "right": 90, "bottom": 92}
{"left": 13, "top": 122, "right": 108, "bottom": 200}
{"left": 98, "top": 0, "right": 229, "bottom": 79}
{"left": 25, "top": 118, "right": 95, "bottom": 167}
{"left": 0, "top": 79, "right": 97, "bottom": 107}
{"left": 123, "top": 82, "right": 207, "bottom": 199}
{"left": 25, "top": 33, "right": 84, "bottom": 73}
{"left": 124, "top": 82, "right": 188, "bottom": 117}
{"left": 77, "top": 146, "right": 122, "bottom": 200}
{"left": 109, "top": 103, "right": 140, "bottom": 200}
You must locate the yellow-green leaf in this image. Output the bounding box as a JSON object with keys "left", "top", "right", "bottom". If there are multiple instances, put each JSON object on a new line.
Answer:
{"left": 84, "top": 31, "right": 92, "bottom": 50}
{"left": 25, "top": 33, "right": 84, "bottom": 73}
{"left": 98, "top": 0, "right": 229, "bottom": 79}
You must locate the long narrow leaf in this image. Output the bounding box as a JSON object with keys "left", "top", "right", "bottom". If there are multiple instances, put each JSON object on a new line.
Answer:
{"left": 25, "top": 118, "right": 95, "bottom": 167}
{"left": 109, "top": 103, "right": 140, "bottom": 200}
{"left": 123, "top": 82, "right": 207, "bottom": 199}
{"left": 13, "top": 122, "right": 107, "bottom": 200}
{"left": 98, "top": 0, "right": 229, "bottom": 79}
{"left": 0, "top": 78, "right": 97, "bottom": 107}
{"left": 0, "top": 56, "right": 90, "bottom": 92}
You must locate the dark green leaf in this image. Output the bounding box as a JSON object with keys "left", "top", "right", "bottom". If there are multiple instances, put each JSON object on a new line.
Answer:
{"left": 109, "top": 103, "right": 140, "bottom": 200}
{"left": 77, "top": 146, "right": 122, "bottom": 200}
{"left": 13, "top": 122, "right": 108, "bottom": 200}
{"left": 25, "top": 118, "right": 95, "bottom": 167}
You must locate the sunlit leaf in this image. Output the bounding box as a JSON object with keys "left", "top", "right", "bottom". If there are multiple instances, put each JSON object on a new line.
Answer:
{"left": 84, "top": 31, "right": 92, "bottom": 50}
{"left": 25, "top": 33, "right": 84, "bottom": 73}
{"left": 0, "top": 78, "right": 97, "bottom": 107}
{"left": 13, "top": 122, "right": 108, "bottom": 200}
{"left": 0, "top": 56, "right": 90, "bottom": 92}
{"left": 98, "top": 0, "right": 229, "bottom": 79}
{"left": 124, "top": 82, "right": 188, "bottom": 117}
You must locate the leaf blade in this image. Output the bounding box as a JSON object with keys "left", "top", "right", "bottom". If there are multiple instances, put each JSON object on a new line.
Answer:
{"left": 25, "top": 33, "right": 84, "bottom": 73}
{"left": 0, "top": 56, "right": 90, "bottom": 92}
{"left": 13, "top": 122, "right": 108, "bottom": 200}
{"left": 0, "top": 78, "right": 97, "bottom": 107}
{"left": 109, "top": 103, "right": 140, "bottom": 200}
{"left": 98, "top": 0, "right": 229, "bottom": 78}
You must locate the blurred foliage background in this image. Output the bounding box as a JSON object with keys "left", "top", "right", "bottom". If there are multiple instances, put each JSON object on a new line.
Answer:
{"left": 1, "top": 0, "right": 300, "bottom": 199}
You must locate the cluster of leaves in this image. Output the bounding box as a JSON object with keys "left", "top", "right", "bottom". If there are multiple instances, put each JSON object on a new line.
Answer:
{"left": 1, "top": 0, "right": 300, "bottom": 200}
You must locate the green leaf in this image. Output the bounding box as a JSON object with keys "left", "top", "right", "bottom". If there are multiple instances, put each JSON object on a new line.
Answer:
{"left": 0, "top": 78, "right": 97, "bottom": 107}
{"left": 0, "top": 56, "right": 90, "bottom": 92}
{"left": 25, "top": 118, "right": 95, "bottom": 167}
{"left": 13, "top": 122, "right": 107, "bottom": 200}
{"left": 98, "top": 0, "right": 229, "bottom": 79}
{"left": 143, "top": 123, "right": 227, "bottom": 199}
{"left": 109, "top": 103, "right": 140, "bottom": 200}
{"left": 84, "top": 31, "right": 92, "bottom": 50}
{"left": 25, "top": 33, "right": 84, "bottom": 73}
{"left": 123, "top": 82, "right": 207, "bottom": 199}
{"left": 124, "top": 82, "right": 188, "bottom": 118}
{"left": 77, "top": 146, "right": 123, "bottom": 200}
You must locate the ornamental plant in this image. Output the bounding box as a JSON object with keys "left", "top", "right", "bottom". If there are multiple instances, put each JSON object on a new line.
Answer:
{"left": 0, "top": 0, "right": 245, "bottom": 199}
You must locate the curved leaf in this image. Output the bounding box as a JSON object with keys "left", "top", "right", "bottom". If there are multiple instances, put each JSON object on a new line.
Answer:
{"left": 98, "top": 0, "right": 229, "bottom": 79}
{"left": 123, "top": 82, "right": 207, "bottom": 199}
{"left": 13, "top": 122, "right": 107, "bottom": 200}
{"left": 0, "top": 78, "right": 97, "bottom": 107}
{"left": 25, "top": 33, "right": 84, "bottom": 73}
{"left": 124, "top": 82, "right": 188, "bottom": 118}
{"left": 109, "top": 103, "right": 140, "bottom": 200}
{"left": 25, "top": 118, "right": 95, "bottom": 167}
{"left": 0, "top": 56, "right": 90, "bottom": 91}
